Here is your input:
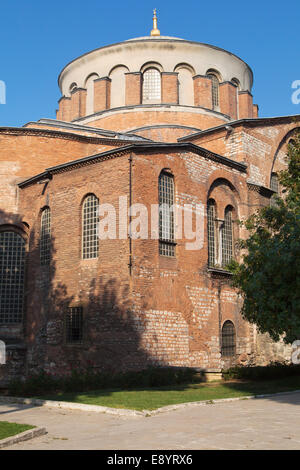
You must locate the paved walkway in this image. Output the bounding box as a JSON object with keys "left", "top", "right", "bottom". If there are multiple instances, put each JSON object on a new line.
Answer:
{"left": 1, "top": 392, "right": 300, "bottom": 450}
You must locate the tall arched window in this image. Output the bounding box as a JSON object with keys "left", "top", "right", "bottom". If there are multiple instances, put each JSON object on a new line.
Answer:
{"left": 40, "top": 207, "right": 51, "bottom": 266}
{"left": 270, "top": 172, "right": 279, "bottom": 194}
{"left": 0, "top": 231, "right": 25, "bottom": 323}
{"left": 85, "top": 73, "right": 99, "bottom": 115}
{"left": 176, "top": 66, "right": 194, "bottom": 106}
{"left": 221, "top": 320, "right": 236, "bottom": 357}
{"left": 109, "top": 65, "right": 128, "bottom": 108}
{"left": 207, "top": 200, "right": 216, "bottom": 267}
{"left": 82, "top": 194, "right": 99, "bottom": 259}
{"left": 143, "top": 68, "right": 161, "bottom": 102}
{"left": 159, "top": 171, "right": 175, "bottom": 257}
{"left": 207, "top": 70, "right": 220, "bottom": 109}
{"left": 270, "top": 173, "right": 279, "bottom": 207}
{"left": 222, "top": 207, "right": 233, "bottom": 267}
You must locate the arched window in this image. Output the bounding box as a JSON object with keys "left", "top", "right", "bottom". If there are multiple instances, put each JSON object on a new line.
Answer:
{"left": 207, "top": 70, "right": 220, "bottom": 109}
{"left": 231, "top": 78, "right": 240, "bottom": 89}
{"left": 69, "top": 82, "right": 77, "bottom": 94}
{"left": 175, "top": 66, "right": 194, "bottom": 106}
{"left": 109, "top": 65, "right": 128, "bottom": 108}
{"left": 270, "top": 173, "right": 279, "bottom": 207}
{"left": 270, "top": 172, "right": 279, "bottom": 194}
{"left": 65, "top": 306, "right": 83, "bottom": 344}
{"left": 143, "top": 68, "right": 161, "bottom": 102}
{"left": 82, "top": 194, "right": 99, "bottom": 259}
{"left": 221, "top": 320, "right": 236, "bottom": 357}
{"left": 159, "top": 171, "right": 175, "bottom": 257}
{"left": 221, "top": 207, "right": 233, "bottom": 267}
{"left": 40, "top": 207, "right": 51, "bottom": 266}
{"left": 0, "top": 231, "right": 26, "bottom": 323}
{"left": 288, "top": 139, "right": 296, "bottom": 148}
{"left": 207, "top": 200, "right": 216, "bottom": 267}
{"left": 85, "top": 73, "right": 99, "bottom": 115}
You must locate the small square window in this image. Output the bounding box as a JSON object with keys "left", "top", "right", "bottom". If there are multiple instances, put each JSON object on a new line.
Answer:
{"left": 65, "top": 307, "right": 83, "bottom": 344}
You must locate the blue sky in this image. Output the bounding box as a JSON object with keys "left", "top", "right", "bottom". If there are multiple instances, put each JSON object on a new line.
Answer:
{"left": 0, "top": 0, "right": 299, "bottom": 127}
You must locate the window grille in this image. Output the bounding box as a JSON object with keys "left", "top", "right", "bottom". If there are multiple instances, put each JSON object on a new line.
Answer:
{"left": 143, "top": 68, "right": 161, "bottom": 101}
{"left": 82, "top": 194, "right": 99, "bottom": 259}
{"left": 40, "top": 208, "right": 51, "bottom": 266}
{"left": 65, "top": 307, "right": 83, "bottom": 344}
{"left": 207, "top": 73, "right": 219, "bottom": 108}
{"left": 222, "top": 208, "right": 233, "bottom": 267}
{"left": 159, "top": 172, "right": 175, "bottom": 257}
{"left": 0, "top": 232, "right": 25, "bottom": 323}
{"left": 221, "top": 320, "right": 236, "bottom": 357}
{"left": 270, "top": 173, "right": 279, "bottom": 194}
{"left": 207, "top": 200, "right": 216, "bottom": 267}
{"left": 270, "top": 173, "right": 279, "bottom": 207}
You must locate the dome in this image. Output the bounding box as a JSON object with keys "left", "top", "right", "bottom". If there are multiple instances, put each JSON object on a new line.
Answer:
{"left": 56, "top": 19, "right": 254, "bottom": 141}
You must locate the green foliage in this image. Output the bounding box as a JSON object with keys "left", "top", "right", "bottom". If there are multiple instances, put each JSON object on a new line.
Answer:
{"left": 223, "top": 363, "right": 300, "bottom": 381}
{"left": 7, "top": 366, "right": 198, "bottom": 397}
{"left": 229, "top": 134, "right": 300, "bottom": 344}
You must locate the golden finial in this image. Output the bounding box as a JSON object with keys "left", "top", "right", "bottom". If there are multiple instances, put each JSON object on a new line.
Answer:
{"left": 150, "top": 8, "right": 160, "bottom": 36}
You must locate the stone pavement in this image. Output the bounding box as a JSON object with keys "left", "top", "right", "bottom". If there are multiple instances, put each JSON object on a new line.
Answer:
{"left": 1, "top": 392, "right": 300, "bottom": 450}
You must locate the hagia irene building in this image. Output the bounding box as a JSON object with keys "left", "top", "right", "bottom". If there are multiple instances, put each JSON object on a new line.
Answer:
{"left": 0, "top": 12, "right": 298, "bottom": 384}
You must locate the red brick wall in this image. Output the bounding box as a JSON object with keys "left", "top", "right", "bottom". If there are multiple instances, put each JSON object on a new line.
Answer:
{"left": 193, "top": 75, "right": 213, "bottom": 109}
{"left": 86, "top": 110, "right": 228, "bottom": 137}
{"left": 94, "top": 78, "right": 111, "bottom": 113}
{"left": 238, "top": 91, "right": 253, "bottom": 119}
{"left": 0, "top": 129, "right": 133, "bottom": 222}
{"left": 57, "top": 96, "right": 71, "bottom": 121}
{"left": 161, "top": 73, "right": 178, "bottom": 104}
{"left": 125, "top": 73, "right": 142, "bottom": 106}
{"left": 70, "top": 88, "right": 87, "bottom": 121}
{"left": 17, "top": 147, "right": 256, "bottom": 374}
{"left": 219, "top": 82, "right": 238, "bottom": 120}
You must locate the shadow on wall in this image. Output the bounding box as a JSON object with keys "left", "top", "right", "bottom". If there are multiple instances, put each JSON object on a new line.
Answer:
{"left": 0, "top": 206, "right": 170, "bottom": 386}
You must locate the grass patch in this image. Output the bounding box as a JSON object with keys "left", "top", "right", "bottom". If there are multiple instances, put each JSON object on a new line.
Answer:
{"left": 37, "top": 375, "right": 300, "bottom": 411}
{"left": 0, "top": 421, "right": 35, "bottom": 440}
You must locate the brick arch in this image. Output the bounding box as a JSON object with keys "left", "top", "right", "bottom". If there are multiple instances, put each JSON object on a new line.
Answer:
{"left": 159, "top": 166, "right": 174, "bottom": 176}
{"left": 207, "top": 172, "right": 240, "bottom": 200}
{"left": 140, "top": 61, "right": 164, "bottom": 74}
{"left": 75, "top": 185, "right": 101, "bottom": 206}
{"left": 84, "top": 73, "right": 99, "bottom": 87}
{"left": 270, "top": 126, "right": 300, "bottom": 177}
{"left": 0, "top": 223, "right": 28, "bottom": 240}
{"left": 174, "top": 63, "right": 196, "bottom": 76}
{"left": 108, "top": 64, "right": 130, "bottom": 77}
{"left": 207, "top": 177, "right": 240, "bottom": 220}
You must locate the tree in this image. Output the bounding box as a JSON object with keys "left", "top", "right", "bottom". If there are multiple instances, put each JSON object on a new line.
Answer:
{"left": 229, "top": 134, "right": 300, "bottom": 344}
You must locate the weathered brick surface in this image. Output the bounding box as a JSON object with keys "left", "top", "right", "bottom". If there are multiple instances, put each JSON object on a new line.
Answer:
{"left": 238, "top": 91, "right": 253, "bottom": 119}
{"left": 70, "top": 88, "right": 87, "bottom": 121}
{"left": 219, "top": 82, "right": 238, "bottom": 120}
{"left": 83, "top": 110, "right": 229, "bottom": 137}
{"left": 94, "top": 78, "right": 111, "bottom": 113}
{"left": 125, "top": 73, "right": 142, "bottom": 106}
{"left": 161, "top": 73, "right": 178, "bottom": 104}
{"left": 193, "top": 75, "right": 213, "bottom": 109}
